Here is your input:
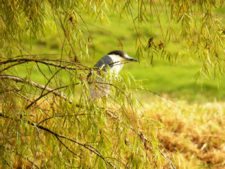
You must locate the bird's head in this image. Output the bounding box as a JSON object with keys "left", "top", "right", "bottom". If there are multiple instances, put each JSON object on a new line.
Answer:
{"left": 107, "top": 50, "right": 138, "bottom": 64}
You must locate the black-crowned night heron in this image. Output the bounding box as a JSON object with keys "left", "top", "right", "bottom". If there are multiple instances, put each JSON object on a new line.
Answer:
{"left": 88, "top": 50, "right": 138, "bottom": 99}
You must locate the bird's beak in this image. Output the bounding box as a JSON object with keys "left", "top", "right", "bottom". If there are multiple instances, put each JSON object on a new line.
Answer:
{"left": 124, "top": 55, "right": 138, "bottom": 62}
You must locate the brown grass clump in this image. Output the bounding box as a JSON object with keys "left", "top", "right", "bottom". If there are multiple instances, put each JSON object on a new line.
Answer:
{"left": 142, "top": 99, "right": 225, "bottom": 169}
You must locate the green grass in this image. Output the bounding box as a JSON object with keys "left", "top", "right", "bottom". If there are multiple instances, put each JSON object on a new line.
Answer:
{"left": 14, "top": 4, "right": 225, "bottom": 102}
{"left": 124, "top": 60, "right": 225, "bottom": 101}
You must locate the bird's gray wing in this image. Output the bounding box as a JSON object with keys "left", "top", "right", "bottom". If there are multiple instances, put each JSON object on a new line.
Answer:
{"left": 88, "top": 55, "right": 113, "bottom": 99}
{"left": 94, "top": 55, "right": 113, "bottom": 70}
{"left": 87, "top": 55, "right": 113, "bottom": 81}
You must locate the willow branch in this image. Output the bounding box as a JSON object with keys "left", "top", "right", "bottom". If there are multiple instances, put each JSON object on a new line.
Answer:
{"left": 0, "top": 112, "right": 115, "bottom": 168}
{"left": 0, "top": 74, "right": 73, "bottom": 103}
{"left": 0, "top": 58, "right": 89, "bottom": 73}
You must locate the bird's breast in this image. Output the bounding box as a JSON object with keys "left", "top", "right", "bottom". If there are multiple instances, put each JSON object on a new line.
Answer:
{"left": 110, "top": 64, "right": 124, "bottom": 76}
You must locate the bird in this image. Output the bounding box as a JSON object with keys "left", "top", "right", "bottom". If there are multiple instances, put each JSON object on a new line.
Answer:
{"left": 88, "top": 50, "right": 138, "bottom": 99}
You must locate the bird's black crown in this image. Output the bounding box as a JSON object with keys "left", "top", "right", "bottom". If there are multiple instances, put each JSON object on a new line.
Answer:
{"left": 107, "top": 50, "right": 125, "bottom": 58}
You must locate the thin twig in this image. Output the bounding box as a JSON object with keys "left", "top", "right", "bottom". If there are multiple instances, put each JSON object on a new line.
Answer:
{"left": 0, "top": 74, "right": 74, "bottom": 103}
{"left": 55, "top": 136, "right": 80, "bottom": 158}
{"left": 159, "top": 149, "right": 176, "bottom": 169}
{"left": 0, "top": 58, "right": 87, "bottom": 73}
{"left": 26, "top": 85, "right": 70, "bottom": 109}
{"left": 37, "top": 114, "right": 88, "bottom": 125}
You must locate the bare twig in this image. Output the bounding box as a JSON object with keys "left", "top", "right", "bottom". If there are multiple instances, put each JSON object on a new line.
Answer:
{"left": 159, "top": 149, "right": 176, "bottom": 169}
{"left": 26, "top": 85, "right": 70, "bottom": 109}
{"left": 37, "top": 114, "right": 88, "bottom": 125}
{"left": 55, "top": 136, "right": 80, "bottom": 158}
{"left": 26, "top": 68, "right": 62, "bottom": 109}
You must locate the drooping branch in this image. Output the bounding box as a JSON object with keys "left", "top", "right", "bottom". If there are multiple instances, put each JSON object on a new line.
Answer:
{"left": 0, "top": 74, "right": 74, "bottom": 103}
{"left": 0, "top": 57, "right": 90, "bottom": 73}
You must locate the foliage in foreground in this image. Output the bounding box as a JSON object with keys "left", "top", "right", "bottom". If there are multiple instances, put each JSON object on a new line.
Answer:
{"left": 0, "top": 67, "right": 170, "bottom": 168}
{"left": 1, "top": 88, "right": 225, "bottom": 168}
{"left": 1, "top": 0, "right": 224, "bottom": 70}
{"left": 0, "top": 0, "right": 225, "bottom": 168}
{"left": 0, "top": 56, "right": 170, "bottom": 168}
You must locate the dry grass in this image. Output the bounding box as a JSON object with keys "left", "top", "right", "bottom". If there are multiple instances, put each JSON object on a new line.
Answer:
{"left": 142, "top": 97, "right": 225, "bottom": 169}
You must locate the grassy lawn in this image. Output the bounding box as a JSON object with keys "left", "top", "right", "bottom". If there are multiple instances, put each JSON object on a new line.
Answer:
{"left": 124, "top": 61, "right": 225, "bottom": 101}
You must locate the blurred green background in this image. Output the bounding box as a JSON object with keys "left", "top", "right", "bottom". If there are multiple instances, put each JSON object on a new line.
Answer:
{"left": 17, "top": 5, "right": 225, "bottom": 102}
